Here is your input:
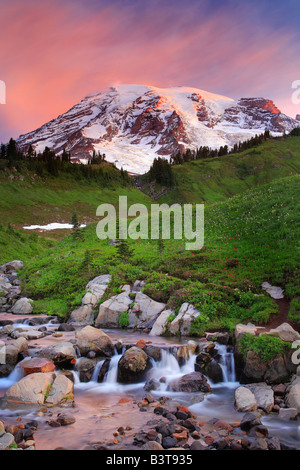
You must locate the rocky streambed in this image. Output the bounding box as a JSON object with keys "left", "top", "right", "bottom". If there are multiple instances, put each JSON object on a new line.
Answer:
{"left": 1, "top": 261, "right": 300, "bottom": 451}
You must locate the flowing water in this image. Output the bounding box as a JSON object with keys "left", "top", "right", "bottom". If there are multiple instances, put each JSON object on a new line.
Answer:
{"left": 0, "top": 324, "right": 300, "bottom": 449}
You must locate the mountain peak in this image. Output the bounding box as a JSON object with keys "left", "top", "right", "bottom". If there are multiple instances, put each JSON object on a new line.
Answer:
{"left": 16, "top": 84, "right": 298, "bottom": 174}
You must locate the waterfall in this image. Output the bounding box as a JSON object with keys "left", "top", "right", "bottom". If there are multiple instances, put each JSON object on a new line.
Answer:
{"left": 215, "top": 343, "right": 236, "bottom": 384}
{"left": 91, "top": 360, "right": 104, "bottom": 382}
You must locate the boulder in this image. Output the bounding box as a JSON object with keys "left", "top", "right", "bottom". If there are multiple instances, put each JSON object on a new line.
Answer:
{"left": 244, "top": 383, "right": 274, "bottom": 413}
{"left": 149, "top": 309, "right": 174, "bottom": 336}
{"left": 204, "top": 360, "right": 223, "bottom": 383}
{"left": 39, "top": 342, "right": 76, "bottom": 368}
{"left": 20, "top": 357, "right": 55, "bottom": 376}
{"left": 168, "top": 303, "right": 201, "bottom": 336}
{"left": 118, "top": 346, "right": 151, "bottom": 384}
{"left": 75, "top": 357, "right": 96, "bottom": 382}
{"left": 11, "top": 297, "right": 33, "bottom": 315}
{"left": 242, "top": 350, "right": 295, "bottom": 384}
{"left": 95, "top": 292, "right": 132, "bottom": 328}
{"left": 0, "top": 276, "right": 12, "bottom": 295}
{"left": 69, "top": 305, "right": 94, "bottom": 327}
{"left": 234, "top": 386, "right": 257, "bottom": 412}
{"left": 235, "top": 323, "right": 264, "bottom": 341}
{"left": 286, "top": 377, "right": 300, "bottom": 412}
{"left": 261, "top": 282, "right": 284, "bottom": 299}
{"left": 82, "top": 274, "right": 111, "bottom": 307}
{"left": 76, "top": 326, "right": 114, "bottom": 357}
{"left": 4, "top": 260, "right": 24, "bottom": 272}
{"left": 128, "top": 292, "right": 166, "bottom": 329}
{"left": 45, "top": 374, "right": 74, "bottom": 405}
{"left": 4, "top": 372, "right": 55, "bottom": 404}
{"left": 168, "top": 371, "right": 211, "bottom": 393}
{"left": 206, "top": 332, "right": 230, "bottom": 345}
{"left": 279, "top": 408, "right": 298, "bottom": 421}
{"left": 11, "top": 328, "right": 46, "bottom": 340}
{"left": 56, "top": 412, "right": 76, "bottom": 426}
{"left": 5, "top": 337, "right": 28, "bottom": 365}
{"left": 267, "top": 323, "right": 300, "bottom": 343}
{"left": 0, "top": 432, "right": 15, "bottom": 450}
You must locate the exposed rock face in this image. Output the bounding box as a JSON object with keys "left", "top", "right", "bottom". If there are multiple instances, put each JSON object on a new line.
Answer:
{"left": 118, "top": 346, "right": 151, "bottom": 384}
{"left": 69, "top": 305, "right": 94, "bottom": 327}
{"left": 168, "top": 371, "right": 211, "bottom": 393}
{"left": 168, "top": 303, "right": 201, "bottom": 336}
{"left": 75, "top": 326, "right": 114, "bottom": 357}
{"left": 82, "top": 274, "right": 111, "bottom": 307}
{"left": 95, "top": 292, "right": 132, "bottom": 328}
{"left": 240, "top": 350, "right": 296, "bottom": 384}
{"left": 128, "top": 293, "right": 166, "bottom": 329}
{"left": 45, "top": 374, "right": 74, "bottom": 405}
{"left": 11, "top": 297, "right": 33, "bottom": 315}
{"left": 149, "top": 309, "right": 174, "bottom": 336}
{"left": 16, "top": 85, "right": 299, "bottom": 174}
{"left": 267, "top": 323, "right": 300, "bottom": 343}
{"left": 235, "top": 323, "right": 264, "bottom": 341}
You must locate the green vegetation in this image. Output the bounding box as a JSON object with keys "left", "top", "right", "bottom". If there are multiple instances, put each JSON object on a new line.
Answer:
{"left": 119, "top": 311, "right": 130, "bottom": 328}
{"left": 238, "top": 333, "right": 291, "bottom": 362}
{"left": 288, "top": 297, "right": 300, "bottom": 324}
{"left": 160, "top": 136, "right": 300, "bottom": 204}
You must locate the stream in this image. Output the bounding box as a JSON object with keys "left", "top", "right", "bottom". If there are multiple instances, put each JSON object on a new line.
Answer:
{"left": 0, "top": 322, "right": 300, "bottom": 450}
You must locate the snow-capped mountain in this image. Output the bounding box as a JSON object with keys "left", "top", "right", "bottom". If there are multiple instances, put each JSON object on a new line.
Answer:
{"left": 16, "top": 84, "right": 298, "bottom": 174}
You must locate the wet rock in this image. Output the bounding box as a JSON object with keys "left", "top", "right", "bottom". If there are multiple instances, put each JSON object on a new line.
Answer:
{"left": 206, "top": 332, "right": 230, "bottom": 345}
{"left": 168, "top": 371, "right": 211, "bottom": 393}
{"left": 213, "top": 437, "right": 228, "bottom": 450}
{"left": 144, "top": 377, "right": 160, "bottom": 392}
{"left": 0, "top": 432, "right": 15, "bottom": 450}
{"left": 76, "top": 326, "right": 114, "bottom": 357}
{"left": 118, "top": 346, "right": 151, "bottom": 384}
{"left": 39, "top": 342, "right": 76, "bottom": 368}
{"left": 204, "top": 359, "right": 223, "bottom": 383}
{"left": 58, "top": 323, "right": 75, "bottom": 332}
{"left": 142, "top": 441, "right": 164, "bottom": 450}
{"left": 249, "top": 438, "right": 268, "bottom": 451}
{"left": 278, "top": 407, "right": 298, "bottom": 421}
{"left": 143, "top": 344, "right": 162, "bottom": 362}
{"left": 162, "top": 436, "right": 177, "bottom": 449}
{"left": 240, "top": 412, "right": 261, "bottom": 431}
{"left": 45, "top": 375, "right": 74, "bottom": 405}
{"left": 267, "top": 436, "right": 281, "bottom": 451}
{"left": 75, "top": 358, "right": 96, "bottom": 382}
{"left": 5, "top": 337, "right": 28, "bottom": 365}
{"left": 190, "top": 440, "right": 205, "bottom": 450}
{"left": 56, "top": 412, "right": 76, "bottom": 426}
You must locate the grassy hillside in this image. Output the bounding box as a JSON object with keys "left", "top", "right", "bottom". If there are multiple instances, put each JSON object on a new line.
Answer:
{"left": 158, "top": 136, "right": 300, "bottom": 204}
{"left": 17, "top": 175, "right": 300, "bottom": 332}
{"left": 0, "top": 163, "right": 152, "bottom": 229}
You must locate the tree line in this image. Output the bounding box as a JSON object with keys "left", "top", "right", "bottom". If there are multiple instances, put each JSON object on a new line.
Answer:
{"left": 0, "top": 138, "right": 130, "bottom": 186}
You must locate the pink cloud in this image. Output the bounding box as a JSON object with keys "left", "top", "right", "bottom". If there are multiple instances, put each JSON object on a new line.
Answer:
{"left": 0, "top": 0, "right": 299, "bottom": 141}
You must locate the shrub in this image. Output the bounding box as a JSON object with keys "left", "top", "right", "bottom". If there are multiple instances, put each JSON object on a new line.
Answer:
{"left": 238, "top": 333, "right": 290, "bottom": 362}
{"left": 119, "top": 311, "right": 130, "bottom": 328}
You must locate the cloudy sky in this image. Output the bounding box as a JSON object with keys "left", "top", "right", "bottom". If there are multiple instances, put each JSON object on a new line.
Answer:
{"left": 0, "top": 0, "right": 299, "bottom": 141}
